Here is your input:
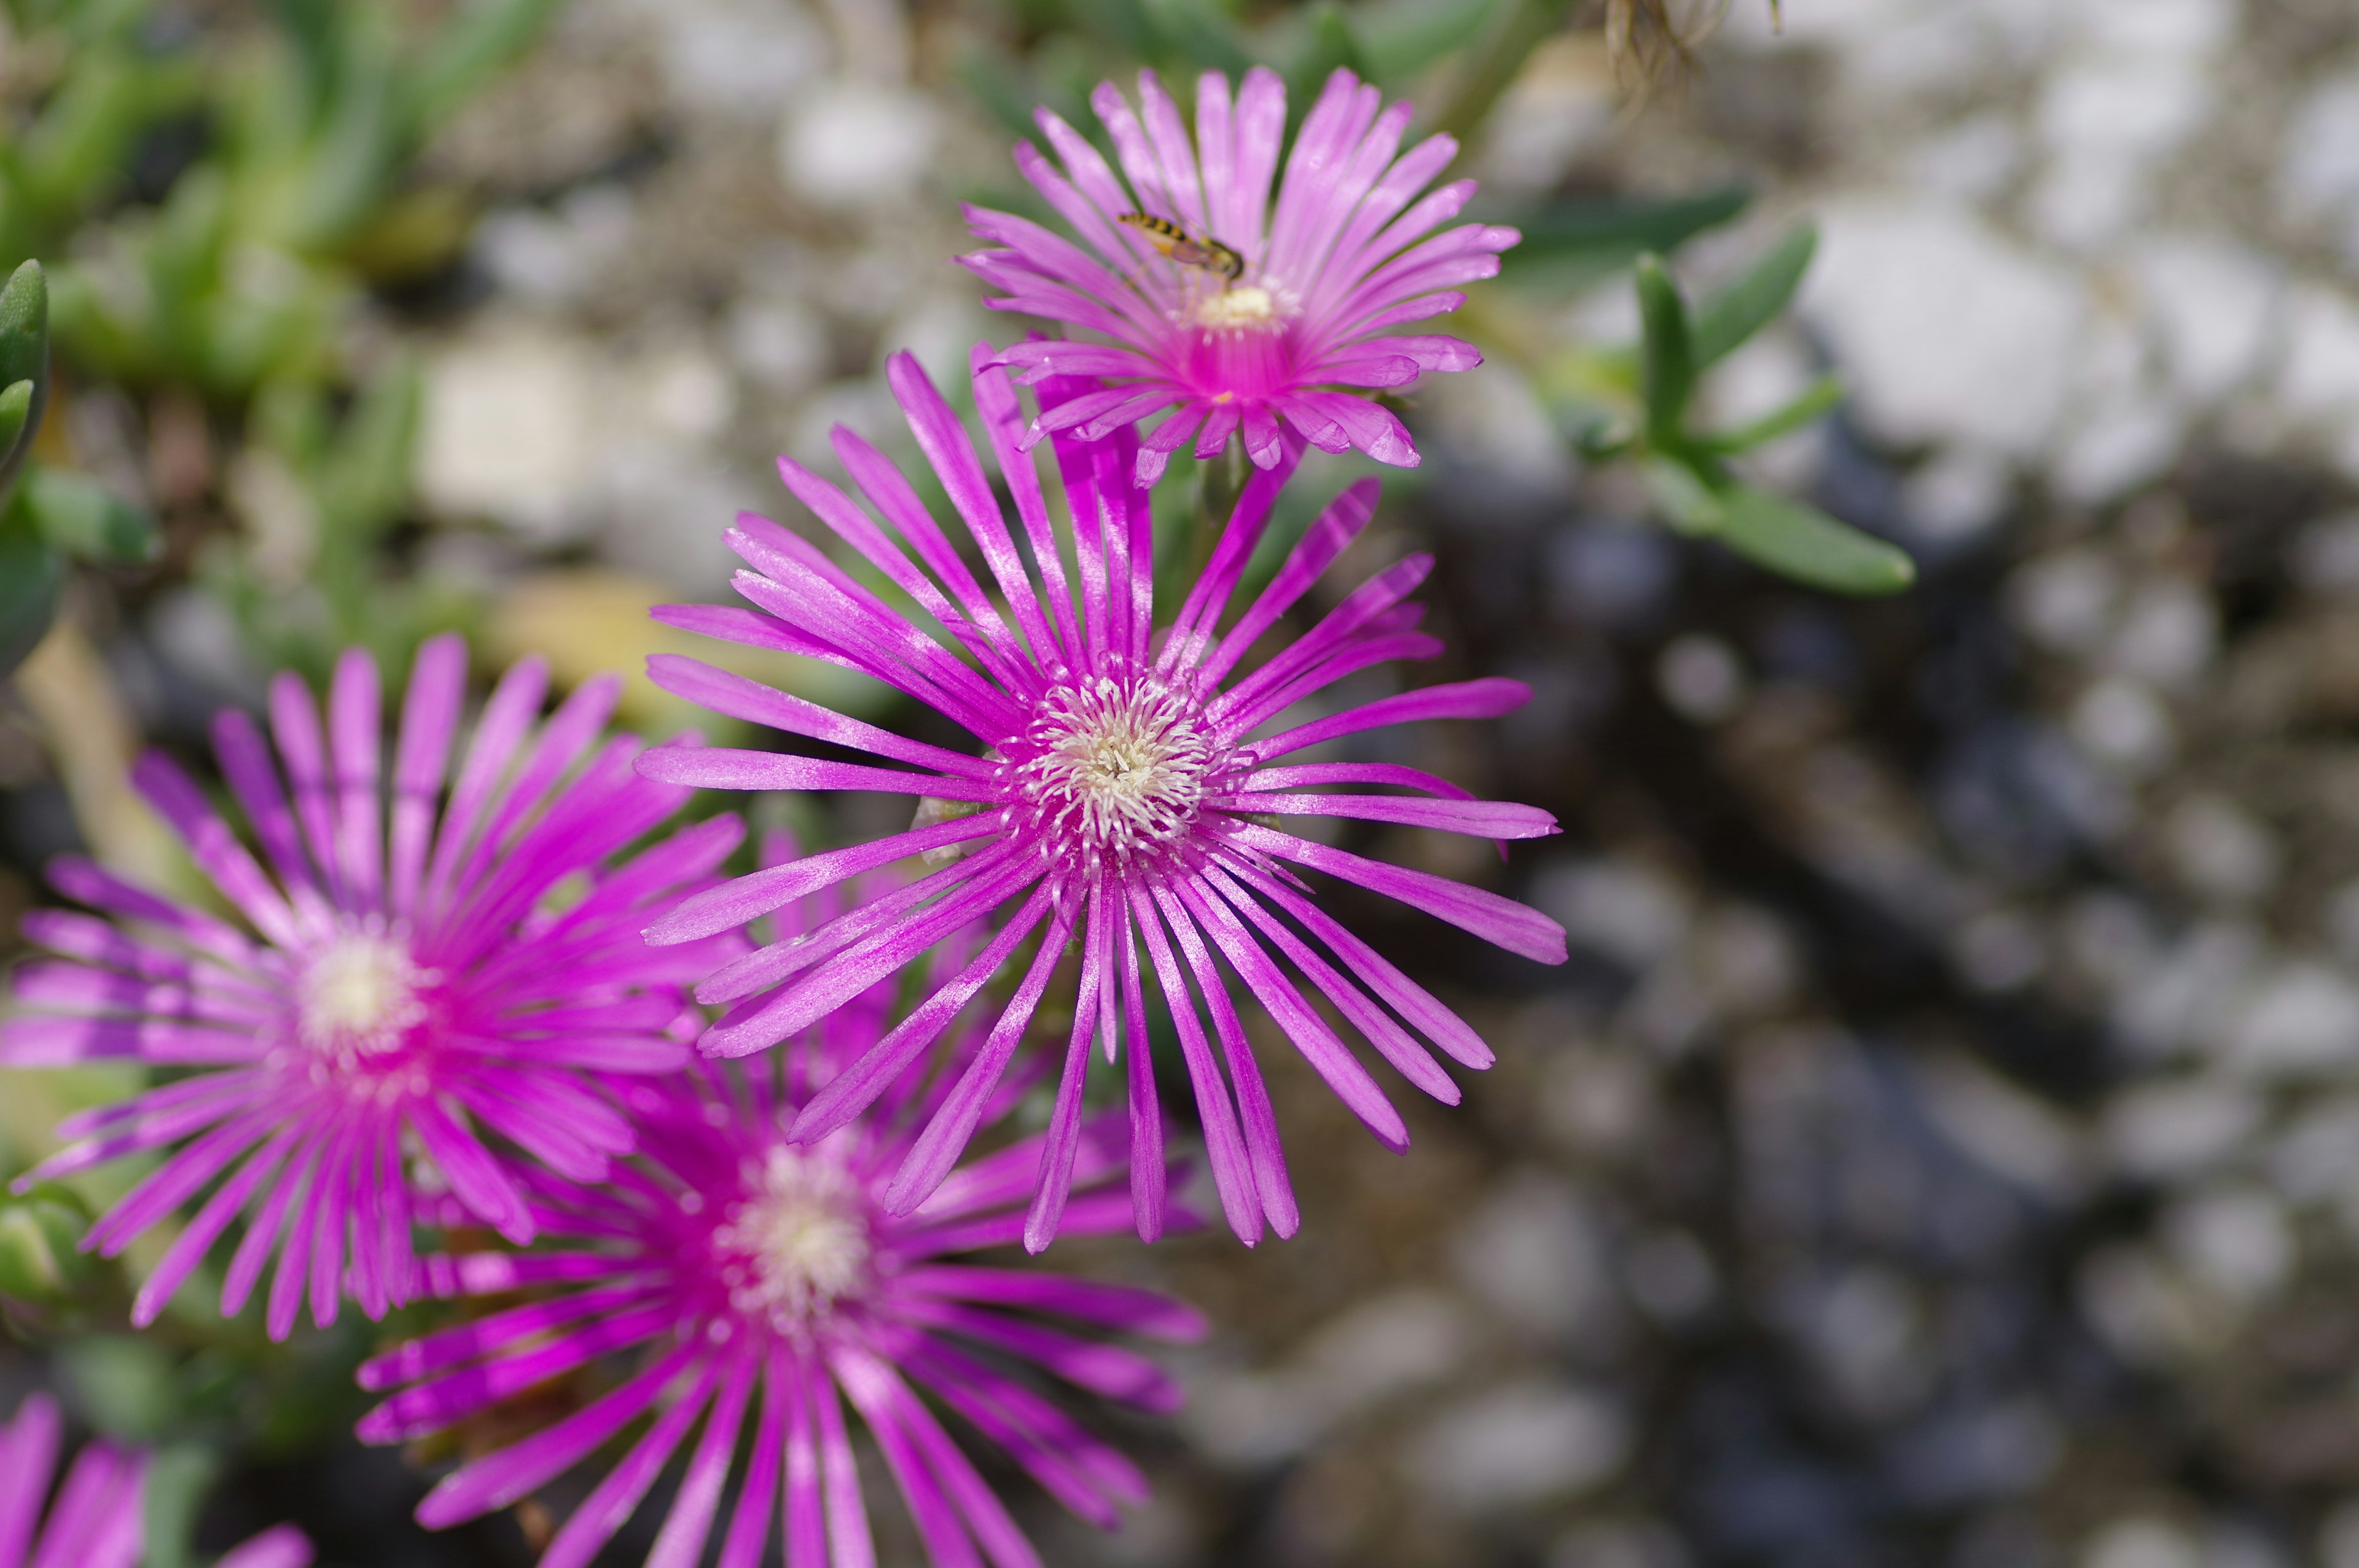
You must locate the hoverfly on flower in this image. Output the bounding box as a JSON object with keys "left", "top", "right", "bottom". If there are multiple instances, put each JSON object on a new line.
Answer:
{"left": 1118, "top": 211, "right": 1245, "bottom": 283}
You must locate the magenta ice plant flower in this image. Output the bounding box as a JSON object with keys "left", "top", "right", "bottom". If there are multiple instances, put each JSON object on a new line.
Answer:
{"left": 635, "top": 347, "right": 1567, "bottom": 1254}
{"left": 963, "top": 65, "right": 1519, "bottom": 485}
{"left": 1, "top": 634, "right": 744, "bottom": 1338}
{"left": 356, "top": 922, "right": 1207, "bottom": 1568}
{"left": 0, "top": 1392, "right": 313, "bottom": 1568}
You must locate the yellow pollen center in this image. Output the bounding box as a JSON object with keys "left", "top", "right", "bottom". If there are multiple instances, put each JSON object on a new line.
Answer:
{"left": 295, "top": 935, "right": 429, "bottom": 1059}
{"left": 717, "top": 1149, "right": 871, "bottom": 1328}
{"left": 1196, "top": 285, "right": 1278, "bottom": 330}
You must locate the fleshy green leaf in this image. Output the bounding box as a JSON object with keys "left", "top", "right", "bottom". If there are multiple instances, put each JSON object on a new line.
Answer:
{"left": 0, "top": 525, "right": 64, "bottom": 677}
{"left": 1715, "top": 483, "right": 1915, "bottom": 595}
{"left": 140, "top": 1447, "right": 220, "bottom": 1568}
{"left": 1285, "top": 4, "right": 1372, "bottom": 106}
{"left": 1350, "top": 0, "right": 1504, "bottom": 88}
{"left": 22, "top": 464, "right": 161, "bottom": 564}
{"left": 1699, "top": 373, "right": 1843, "bottom": 453}
{"left": 1634, "top": 254, "right": 1694, "bottom": 443}
{"left": 1503, "top": 186, "right": 1750, "bottom": 278}
{"left": 1143, "top": 0, "right": 1255, "bottom": 74}
{"left": 1643, "top": 454, "right": 1723, "bottom": 536}
{"left": 1692, "top": 221, "right": 1818, "bottom": 369}
{"left": 0, "top": 259, "right": 49, "bottom": 393}
{"left": 0, "top": 379, "right": 36, "bottom": 490}
{"left": 405, "top": 0, "right": 568, "bottom": 134}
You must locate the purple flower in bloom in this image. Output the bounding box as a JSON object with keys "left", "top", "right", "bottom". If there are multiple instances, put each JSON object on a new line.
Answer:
{"left": 0, "top": 1393, "right": 313, "bottom": 1568}
{"left": 635, "top": 348, "right": 1567, "bottom": 1252}
{"left": 963, "top": 66, "right": 1519, "bottom": 485}
{"left": 356, "top": 926, "right": 1206, "bottom": 1568}
{"left": 2, "top": 635, "right": 743, "bottom": 1338}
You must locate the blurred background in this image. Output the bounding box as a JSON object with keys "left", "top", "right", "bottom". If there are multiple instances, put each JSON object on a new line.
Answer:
{"left": 8, "top": 0, "right": 2359, "bottom": 1564}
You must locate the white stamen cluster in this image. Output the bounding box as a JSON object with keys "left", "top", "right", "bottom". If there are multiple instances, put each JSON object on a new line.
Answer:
{"left": 1012, "top": 673, "right": 1224, "bottom": 873}
{"left": 1194, "top": 284, "right": 1281, "bottom": 331}
{"left": 294, "top": 934, "right": 431, "bottom": 1064}
{"left": 715, "top": 1147, "right": 872, "bottom": 1330}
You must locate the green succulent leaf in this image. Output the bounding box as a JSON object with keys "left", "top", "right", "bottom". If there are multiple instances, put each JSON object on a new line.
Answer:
{"left": 140, "top": 1447, "right": 221, "bottom": 1568}
{"left": 1715, "top": 483, "right": 1916, "bottom": 595}
{"left": 1691, "top": 220, "right": 1818, "bottom": 369}
{"left": 1349, "top": 0, "right": 1502, "bottom": 88}
{"left": 1285, "top": 4, "right": 1372, "bottom": 106}
{"left": 1634, "top": 253, "right": 1694, "bottom": 444}
{"left": 0, "top": 380, "right": 37, "bottom": 490}
{"left": 1142, "top": 0, "right": 1255, "bottom": 75}
{"left": 1699, "top": 373, "right": 1843, "bottom": 453}
{"left": 0, "top": 259, "right": 50, "bottom": 396}
{"left": 22, "top": 464, "right": 161, "bottom": 564}
{"left": 1503, "top": 187, "right": 1750, "bottom": 281}
{"left": 0, "top": 525, "right": 65, "bottom": 677}
{"left": 406, "top": 0, "right": 572, "bottom": 134}
{"left": 1643, "top": 454, "right": 1724, "bottom": 536}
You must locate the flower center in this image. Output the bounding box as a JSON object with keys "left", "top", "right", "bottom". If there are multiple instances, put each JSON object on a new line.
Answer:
{"left": 1195, "top": 284, "right": 1280, "bottom": 331}
{"left": 294, "top": 935, "right": 431, "bottom": 1061}
{"left": 1012, "top": 674, "right": 1224, "bottom": 872}
{"left": 716, "top": 1148, "right": 872, "bottom": 1330}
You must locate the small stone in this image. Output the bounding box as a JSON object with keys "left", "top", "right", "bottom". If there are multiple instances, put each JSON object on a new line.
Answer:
{"left": 2011, "top": 549, "right": 2121, "bottom": 656}
{"left": 2056, "top": 398, "right": 2184, "bottom": 505}
{"left": 1917, "top": 1050, "right": 2086, "bottom": 1196}
{"left": 2105, "top": 579, "right": 2216, "bottom": 688}
{"left": 2078, "top": 0, "right": 2238, "bottom": 58}
{"left": 2113, "top": 921, "right": 2258, "bottom": 1059}
{"left": 2224, "top": 964, "right": 2359, "bottom": 1074}
{"left": 1908, "top": 115, "right": 2024, "bottom": 202}
{"left": 1425, "top": 362, "right": 1576, "bottom": 492}
{"left": 658, "top": 0, "right": 824, "bottom": 122}
{"left": 2320, "top": 1499, "right": 2359, "bottom": 1568}
{"left": 1474, "top": 34, "right": 1615, "bottom": 195}
{"left": 1450, "top": 1171, "right": 1607, "bottom": 1341}
{"left": 1903, "top": 447, "right": 2014, "bottom": 545}
{"left": 643, "top": 350, "right": 737, "bottom": 443}
{"left": 2028, "top": 57, "right": 2212, "bottom": 249}
{"left": 1404, "top": 1381, "right": 1629, "bottom": 1514}
{"left": 1808, "top": 1266, "right": 1925, "bottom": 1418}
{"left": 2264, "top": 1096, "right": 2359, "bottom": 1203}
{"left": 418, "top": 327, "right": 597, "bottom": 539}
{"left": 1551, "top": 522, "right": 1676, "bottom": 630}
{"left": 1657, "top": 634, "right": 1747, "bottom": 724}
{"left": 1954, "top": 909, "right": 2049, "bottom": 993}
{"left": 2162, "top": 1185, "right": 2293, "bottom": 1302}
{"left": 2278, "top": 75, "right": 2359, "bottom": 230}
{"left": 726, "top": 298, "right": 829, "bottom": 394}
{"left": 473, "top": 185, "right": 636, "bottom": 307}
{"left": 1804, "top": 201, "right": 2086, "bottom": 459}
{"left": 1183, "top": 1289, "right": 1477, "bottom": 1467}
{"left": 2277, "top": 286, "right": 2359, "bottom": 426}
{"left": 1532, "top": 859, "right": 1691, "bottom": 970}
{"left": 778, "top": 79, "right": 941, "bottom": 211}
{"left": 2105, "top": 1080, "right": 2261, "bottom": 1177}
{"left": 2078, "top": 1246, "right": 2220, "bottom": 1362}
{"left": 2162, "top": 794, "right": 2277, "bottom": 903}
{"left": 2130, "top": 236, "right": 2282, "bottom": 405}
{"left": 1539, "top": 1043, "right": 1659, "bottom": 1160}
{"left": 1884, "top": 1399, "right": 2062, "bottom": 1505}
{"left": 2071, "top": 677, "right": 2174, "bottom": 773}
{"left": 1624, "top": 1231, "right": 1717, "bottom": 1320}
{"left": 1549, "top": 1519, "right": 1692, "bottom": 1568}
{"left": 2084, "top": 1518, "right": 2203, "bottom": 1568}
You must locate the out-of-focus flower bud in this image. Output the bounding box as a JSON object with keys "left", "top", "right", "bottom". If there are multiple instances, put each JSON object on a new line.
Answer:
{"left": 0, "top": 1183, "right": 95, "bottom": 1305}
